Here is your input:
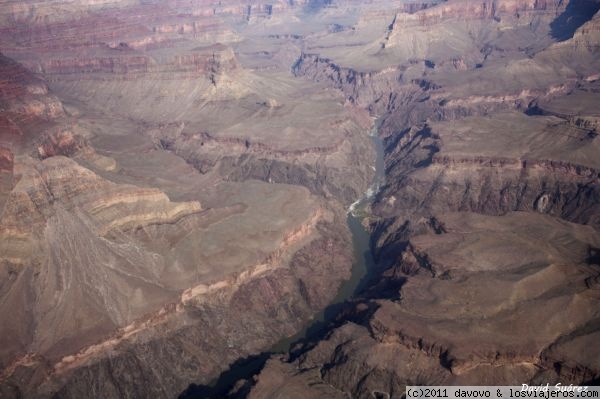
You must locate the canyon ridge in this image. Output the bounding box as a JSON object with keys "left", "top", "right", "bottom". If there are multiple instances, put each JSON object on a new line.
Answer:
{"left": 0, "top": 0, "right": 598, "bottom": 398}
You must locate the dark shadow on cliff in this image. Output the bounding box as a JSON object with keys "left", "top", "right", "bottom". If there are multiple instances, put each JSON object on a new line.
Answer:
{"left": 175, "top": 212, "right": 413, "bottom": 398}
{"left": 178, "top": 353, "right": 271, "bottom": 399}
{"left": 176, "top": 214, "right": 390, "bottom": 398}
{"left": 550, "top": 0, "right": 600, "bottom": 42}
{"left": 178, "top": 128, "right": 391, "bottom": 397}
{"left": 304, "top": 0, "right": 333, "bottom": 13}
{"left": 272, "top": 214, "right": 383, "bottom": 361}
{"left": 283, "top": 264, "right": 408, "bottom": 363}
{"left": 583, "top": 377, "right": 600, "bottom": 386}
{"left": 284, "top": 243, "right": 409, "bottom": 362}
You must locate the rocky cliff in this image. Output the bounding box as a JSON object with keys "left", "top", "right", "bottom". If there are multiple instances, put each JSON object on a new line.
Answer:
{"left": 0, "top": 1, "right": 378, "bottom": 396}
{"left": 1, "top": 0, "right": 599, "bottom": 397}
{"left": 239, "top": 1, "right": 600, "bottom": 397}
{"left": 0, "top": 53, "right": 64, "bottom": 140}
{"left": 248, "top": 212, "right": 599, "bottom": 398}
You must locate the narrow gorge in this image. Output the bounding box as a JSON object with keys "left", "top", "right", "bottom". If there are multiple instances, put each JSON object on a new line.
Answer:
{"left": 0, "top": 0, "right": 599, "bottom": 398}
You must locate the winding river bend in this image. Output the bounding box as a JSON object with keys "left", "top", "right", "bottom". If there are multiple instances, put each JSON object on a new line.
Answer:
{"left": 271, "top": 124, "right": 386, "bottom": 353}
{"left": 180, "top": 128, "right": 386, "bottom": 398}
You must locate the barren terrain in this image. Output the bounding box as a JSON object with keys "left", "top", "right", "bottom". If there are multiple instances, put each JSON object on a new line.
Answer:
{"left": 0, "top": 0, "right": 599, "bottom": 398}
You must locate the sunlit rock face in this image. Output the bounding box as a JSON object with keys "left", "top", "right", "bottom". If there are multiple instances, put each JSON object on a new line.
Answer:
{"left": 0, "top": 0, "right": 599, "bottom": 397}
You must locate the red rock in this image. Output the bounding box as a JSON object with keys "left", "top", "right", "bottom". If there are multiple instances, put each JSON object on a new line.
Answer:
{"left": 0, "top": 147, "right": 13, "bottom": 173}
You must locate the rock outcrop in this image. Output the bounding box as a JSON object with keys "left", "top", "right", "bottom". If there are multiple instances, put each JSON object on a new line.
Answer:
{"left": 239, "top": 1, "right": 600, "bottom": 397}
{"left": 0, "top": 53, "right": 64, "bottom": 140}
{"left": 249, "top": 212, "right": 599, "bottom": 398}
{"left": 0, "top": 147, "right": 13, "bottom": 173}
{"left": 1, "top": 0, "right": 599, "bottom": 397}
{"left": 0, "top": 1, "right": 376, "bottom": 397}
{"left": 0, "top": 151, "right": 355, "bottom": 397}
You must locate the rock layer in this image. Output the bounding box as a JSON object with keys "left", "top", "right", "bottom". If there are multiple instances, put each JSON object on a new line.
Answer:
{"left": 0, "top": 1, "right": 377, "bottom": 396}
{"left": 249, "top": 212, "right": 599, "bottom": 398}
{"left": 240, "top": 1, "right": 600, "bottom": 397}
{"left": 1, "top": 0, "right": 599, "bottom": 397}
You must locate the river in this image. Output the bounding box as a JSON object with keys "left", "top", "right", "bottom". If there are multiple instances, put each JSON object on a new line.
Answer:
{"left": 270, "top": 124, "right": 385, "bottom": 353}
{"left": 179, "top": 127, "right": 386, "bottom": 398}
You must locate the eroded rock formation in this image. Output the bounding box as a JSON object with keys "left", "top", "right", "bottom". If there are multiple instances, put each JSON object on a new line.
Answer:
{"left": 0, "top": 1, "right": 375, "bottom": 397}
{"left": 0, "top": 0, "right": 599, "bottom": 397}
{"left": 239, "top": 1, "right": 600, "bottom": 397}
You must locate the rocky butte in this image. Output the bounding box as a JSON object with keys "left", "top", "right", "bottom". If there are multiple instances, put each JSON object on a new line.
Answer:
{"left": 0, "top": 0, "right": 599, "bottom": 398}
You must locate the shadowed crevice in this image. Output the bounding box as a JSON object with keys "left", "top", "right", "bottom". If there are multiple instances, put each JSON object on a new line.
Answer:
{"left": 551, "top": 0, "right": 600, "bottom": 41}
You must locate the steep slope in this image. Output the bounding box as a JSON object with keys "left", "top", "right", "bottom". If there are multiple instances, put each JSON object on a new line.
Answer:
{"left": 1, "top": 0, "right": 599, "bottom": 397}
{"left": 0, "top": 2, "right": 375, "bottom": 396}
{"left": 241, "top": 1, "right": 600, "bottom": 397}
{"left": 249, "top": 212, "right": 600, "bottom": 398}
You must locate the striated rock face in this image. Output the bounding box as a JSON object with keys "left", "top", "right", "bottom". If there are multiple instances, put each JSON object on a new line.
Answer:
{"left": 292, "top": 1, "right": 600, "bottom": 242}
{"left": 31, "top": 44, "right": 240, "bottom": 81}
{"left": 0, "top": 0, "right": 310, "bottom": 45}
{"left": 374, "top": 112, "right": 600, "bottom": 236}
{"left": 43, "top": 216, "right": 353, "bottom": 398}
{"left": 1, "top": 0, "right": 599, "bottom": 397}
{"left": 239, "top": 1, "right": 600, "bottom": 398}
{"left": 0, "top": 0, "right": 378, "bottom": 204}
{"left": 0, "top": 150, "right": 353, "bottom": 397}
{"left": 398, "top": 0, "right": 566, "bottom": 24}
{"left": 0, "top": 53, "right": 64, "bottom": 140}
{"left": 0, "top": 1, "right": 377, "bottom": 397}
{"left": 0, "top": 156, "right": 201, "bottom": 363}
{"left": 151, "top": 110, "right": 373, "bottom": 204}
{"left": 2, "top": 156, "right": 202, "bottom": 240}
{"left": 250, "top": 212, "right": 599, "bottom": 398}
{"left": 0, "top": 148, "right": 13, "bottom": 173}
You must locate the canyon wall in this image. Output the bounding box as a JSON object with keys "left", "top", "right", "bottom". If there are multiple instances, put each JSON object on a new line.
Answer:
{"left": 0, "top": 0, "right": 598, "bottom": 397}
{"left": 0, "top": 1, "right": 377, "bottom": 397}
{"left": 240, "top": 1, "right": 600, "bottom": 397}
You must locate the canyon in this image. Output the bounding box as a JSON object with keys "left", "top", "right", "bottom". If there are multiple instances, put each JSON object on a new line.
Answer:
{"left": 0, "top": 0, "right": 599, "bottom": 398}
